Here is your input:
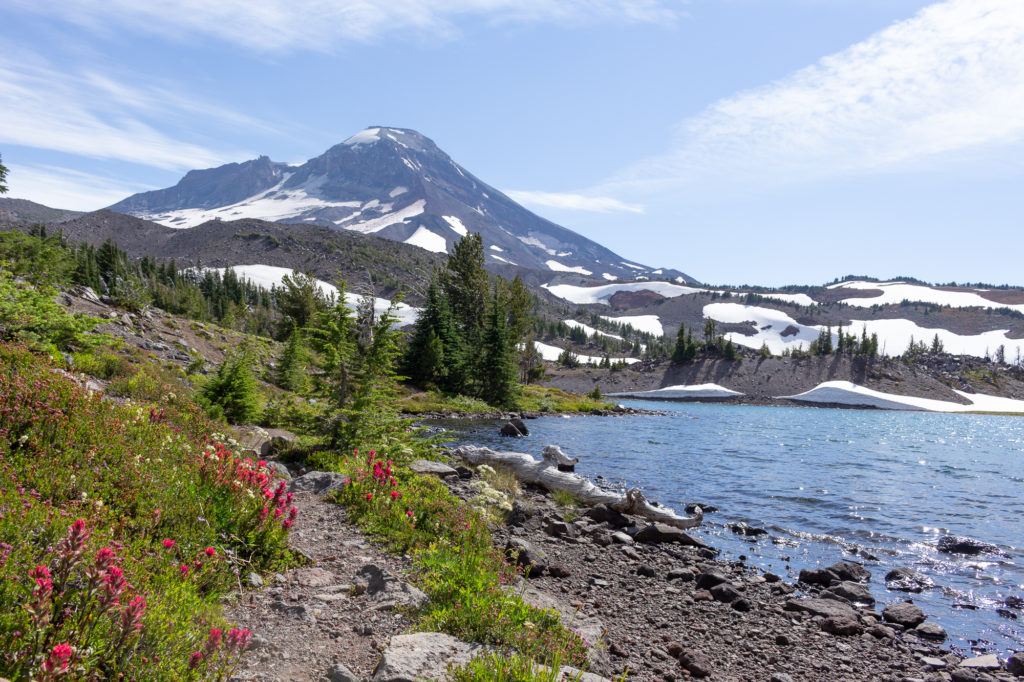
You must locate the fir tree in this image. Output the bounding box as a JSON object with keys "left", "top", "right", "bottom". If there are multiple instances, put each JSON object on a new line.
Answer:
{"left": 404, "top": 275, "right": 465, "bottom": 393}
{"left": 202, "top": 346, "right": 261, "bottom": 423}
{"left": 277, "top": 330, "right": 310, "bottom": 393}
{"left": 479, "top": 287, "right": 518, "bottom": 408}
{"left": 0, "top": 153, "right": 7, "bottom": 194}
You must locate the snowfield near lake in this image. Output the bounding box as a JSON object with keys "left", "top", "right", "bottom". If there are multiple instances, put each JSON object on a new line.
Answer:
{"left": 532, "top": 341, "right": 639, "bottom": 366}
{"left": 781, "top": 381, "right": 1024, "bottom": 414}
{"left": 543, "top": 281, "right": 705, "bottom": 305}
{"left": 611, "top": 384, "right": 743, "bottom": 399}
{"left": 196, "top": 264, "right": 420, "bottom": 326}
{"left": 599, "top": 314, "right": 664, "bottom": 336}
{"left": 829, "top": 281, "right": 1024, "bottom": 313}
{"left": 703, "top": 302, "right": 1024, "bottom": 360}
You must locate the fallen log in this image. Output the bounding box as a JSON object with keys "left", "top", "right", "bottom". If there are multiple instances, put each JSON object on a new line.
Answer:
{"left": 450, "top": 444, "right": 703, "bottom": 530}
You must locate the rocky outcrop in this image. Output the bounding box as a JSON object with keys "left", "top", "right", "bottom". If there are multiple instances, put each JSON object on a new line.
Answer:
{"left": 371, "top": 633, "right": 484, "bottom": 682}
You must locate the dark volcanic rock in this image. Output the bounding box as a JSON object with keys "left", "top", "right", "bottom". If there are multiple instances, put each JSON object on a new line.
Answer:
{"left": 882, "top": 602, "right": 927, "bottom": 628}
{"left": 585, "top": 504, "right": 630, "bottom": 528}
{"left": 937, "top": 535, "right": 999, "bottom": 555}
{"left": 728, "top": 522, "right": 768, "bottom": 538}
{"left": 710, "top": 583, "right": 742, "bottom": 604}
{"left": 685, "top": 502, "right": 718, "bottom": 514}
{"left": 633, "top": 523, "right": 706, "bottom": 547}
{"left": 505, "top": 538, "right": 547, "bottom": 577}
{"left": 821, "top": 614, "right": 864, "bottom": 636}
{"left": 828, "top": 560, "right": 871, "bottom": 583}
{"left": 500, "top": 421, "right": 527, "bottom": 437}
{"left": 799, "top": 567, "right": 840, "bottom": 587}
{"left": 636, "top": 564, "right": 657, "bottom": 578}
{"left": 885, "top": 567, "right": 933, "bottom": 593}
{"left": 695, "top": 570, "right": 730, "bottom": 590}
{"left": 677, "top": 651, "right": 712, "bottom": 679}
{"left": 784, "top": 598, "right": 858, "bottom": 621}
{"left": 1006, "top": 651, "right": 1024, "bottom": 676}
{"left": 914, "top": 621, "right": 947, "bottom": 641}
{"left": 827, "top": 581, "right": 875, "bottom": 605}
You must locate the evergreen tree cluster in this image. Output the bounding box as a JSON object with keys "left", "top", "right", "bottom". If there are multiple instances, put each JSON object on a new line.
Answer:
{"left": 403, "top": 234, "right": 531, "bottom": 408}
{"left": 671, "top": 319, "right": 738, "bottom": 364}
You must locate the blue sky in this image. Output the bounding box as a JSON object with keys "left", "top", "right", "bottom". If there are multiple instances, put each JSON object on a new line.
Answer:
{"left": 2, "top": 0, "right": 1022, "bottom": 286}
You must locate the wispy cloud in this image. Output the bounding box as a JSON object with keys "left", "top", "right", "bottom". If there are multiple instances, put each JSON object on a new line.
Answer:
{"left": 601, "top": 0, "right": 1024, "bottom": 194}
{"left": 0, "top": 50, "right": 256, "bottom": 169}
{"left": 8, "top": 0, "right": 685, "bottom": 52}
{"left": 6, "top": 165, "right": 153, "bottom": 210}
{"left": 505, "top": 190, "right": 645, "bottom": 214}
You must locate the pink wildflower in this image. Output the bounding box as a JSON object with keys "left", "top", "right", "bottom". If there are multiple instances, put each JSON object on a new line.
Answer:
{"left": 204, "top": 546, "right": 216, "bottom": 557}
{"left": 188, "top": 651, "right": 204, "bottom": 669}
{"left": 162, "top": 539, "right": 176, "bottom": 550}
{"left": 41, "top": 642, "right": 73, "bottom": 674}
{"left": 227, "top": 627, "right": 253, "bottom": 651}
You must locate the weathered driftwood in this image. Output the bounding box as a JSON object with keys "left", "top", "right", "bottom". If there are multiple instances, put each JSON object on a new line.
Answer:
{"left": 451, "top": 444, "right": 703, "bottom": 530}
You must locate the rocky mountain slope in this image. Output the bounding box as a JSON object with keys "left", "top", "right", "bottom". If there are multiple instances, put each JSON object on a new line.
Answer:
{"left": 0, "top": 197, "right": 83, "bottom": 225}
{"left": 107, "top": 127, "right": 692, "bottom": 283}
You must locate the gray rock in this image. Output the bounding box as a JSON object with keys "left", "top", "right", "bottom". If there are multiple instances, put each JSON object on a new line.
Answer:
{"left": 667, "top": 567, "right": 695, "bottom": 582}
{"left": 828, "top": 581, "right": 875, "bottom": 605}
{"left": 828, "top": 560, "right": 871, "bottom": 583}
{"left": 327, "top": 662, "right": 360, "bottom": 682}
{"left": 505, "top": 538, "right": 547, "bottom": 577}
{"left": 868, "top": 623, "right": 897, "bottom": 639}
{"left": 695, "top": 570, "right": 730, "bottom": 589}
{"left": 371, "top": 632, "right": 484, "bottom": 682}
{"left": 799, "top": 567, "right": 840, "bottom": 587}
{"left": 883, "top": 602, "right": 927, "bottom": 628}
{"left": 937, "top": 535, "right": 998, "bottom": 556}
{"left": 769, "top": 674, "right": 794, "bottom": 682}
{"left": 729, "top": 522, "right": 768, "bottom": 537}
{"left": 509, "top": 418, "right": 530, "bottom": 436}
{"left": 545, "top": 520, "right": 576, "bottom": 539}
{"left": 784, "top": 598, "right": 858, "bottom": 621}
{"left": 585, "top": 504, "right": 629, "bottom": 528}
{"left": 914, "top": 621, "right": 947, "bottom": 641}
{"left": 633, "top": 522, "right": 706, "bottom": 547}
{"left": 678, "top": 651, "right": 712, "bottom": 678}
{"left": 500, "top": 421, "right": 527, "bottom": 437}
{"left": 731, "top": 598, "right": 752, "bottom": 612}
{"left": 610, "top": 531, "right": 634, "bottom": 545}
{"left": 547, "top": 563, "right": 571, "bottom": 578}
{"left": 885, "top": 567, "right": 933, "bottom": 593}
{"left": 920, "top": 656, "right": 947, "bottom": 670}
{"left": 710, "top": 583, "right": 741, "bottom": 604}
{"left": 821, "top": 614, "right": 864, "bottom": 636}
{"left": 1005, "top": 651, "right": 1024, "bottom": 676}
{"left": 247, "top": 572, "right": 264, "bottom": 588}
{"left": 408, "top": 459, "right": 458, "bottom": 478}
{"left": 287, "top": 470, "right": 346, "bottom": 494}
{"left": 958, "top": 654, "right": 999, "bottom": 670}
{"left": 636, "top": 564, "right": 657, "bottom": 578}
{"left": 265, "top": 461, "right": 292, "bottom": 480}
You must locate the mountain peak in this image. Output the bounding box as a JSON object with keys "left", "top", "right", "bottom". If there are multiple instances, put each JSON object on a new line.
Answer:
{"left": 107, "top": 127, "right": 692, "bottom": 282}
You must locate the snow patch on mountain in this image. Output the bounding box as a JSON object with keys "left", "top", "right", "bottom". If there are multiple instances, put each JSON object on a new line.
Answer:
{"left": 442, "top": 215, "right": 468, "bottom": 237}
{"left": 344, "top": 128, "right": 382, "bottom": 146}
{"left": 599, "top": 314, "right": 663, "bottom": 336}
{"left": 542, "top": 281, "right": 706, "bottom": 305}
{"left": 404, "top": 226, "right": 448, "bottom": 253}
{"left": 490, "top": 254, "right": 517, "bottom": 265}
{"left": 782, "top": 381, "right": 1024, "bottom": 414}
{"left": 750, "top": 292, "right": 817, "bottom": 306}
{"left": 345, "top": 200, "right": 426, "bottom": 234}
{"left": 829, "top": 281, "right": 1024, "bottom": 313}
{"left": 489, "top": 245, "right": 503, "bottom": 252}
{"left": 602, "top": 273, "right": 618, "bottom": 281}
{"left": 389, "top": 186, "right": 408, "bottom": 197}
{"left": 545, "top": 260, "right": 592, "bottom": 276}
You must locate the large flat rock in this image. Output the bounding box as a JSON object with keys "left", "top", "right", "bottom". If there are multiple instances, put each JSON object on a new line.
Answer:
{"left": 372, "top": 632, "right": 484, "bottom": 681}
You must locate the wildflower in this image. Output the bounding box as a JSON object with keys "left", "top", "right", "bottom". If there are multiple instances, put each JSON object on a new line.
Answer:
{"left": 120, "top": 595, "right": 146, "bottom": 634}
{"left": 41, "top": 642, "right": 73, "bottom": 674}
{"left": 188, "top": 651, "right": 204, "bottom": 669}
{"left": 205, "top": 627, "right": 223, "bottom": 653}
{"left": 405, "top": 509, "right": 414, "bottom": 519}
{"left": 390, "top": 490, "right": 400, "bottom": 500}
{"left": 365, "top": 493, "right": 373, "bottom": 502}
{"left": 100, "top": 565, "right": 127, "bottom": 608}
{"left": 227, "top": 627, "right": 253, "bottom": 651}
{"left": 162, "top": 539, "right": 176, "bottom": 550}
{"left": 30, "top": 565, "right": 53, "bottom": 595}
{"left": 282, "top": 519, "right": 294, "bottom": 530}
{"left": 94, "top": 547, "right": 116, "bottom": 571}
{"left": 204, "top": 546, "right": 216, "bottom": 557}
{"left": 179, "top": 564, "right": 190, "bottom": 577}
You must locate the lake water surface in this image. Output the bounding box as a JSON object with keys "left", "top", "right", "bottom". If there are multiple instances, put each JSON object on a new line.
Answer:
{"left": 445, "top": 401, "right": 1024, "bottom": 655}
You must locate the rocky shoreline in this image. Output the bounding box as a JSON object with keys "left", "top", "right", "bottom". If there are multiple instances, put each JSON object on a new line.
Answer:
{"left": 227, "top": 434, "right": 1024, "bottom": 681}
{"left": 437, "top": 464, "right": 1022, "bottom": 682}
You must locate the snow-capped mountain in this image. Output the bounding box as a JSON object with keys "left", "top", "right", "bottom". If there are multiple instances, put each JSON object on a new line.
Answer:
{"left": 108, "top": 127, "right": 693, "bottom": 283}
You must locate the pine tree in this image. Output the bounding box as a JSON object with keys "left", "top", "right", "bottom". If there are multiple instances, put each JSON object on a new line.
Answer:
{"left": 404, "top": 275, "right": 465, "bottom": 393}
{"left": 306, "top": 283, "right": 356, "bottom": 406}
{"left": 519, "top": 332, "right": 544, "bottom": 384}
{"left": 277, "top": 271, "right": 328, "bottom": 335}
{"left": 277, "top": 330, "right": 310, "bottom": 393}
{"left": 202, "top": 346, "right": 261, "bottom": 423}
{"left": 0, "top": 153, "right": 8, "bottom": 194}
{"left": 479, "top": 287, "right": 518, "bottom": 408}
